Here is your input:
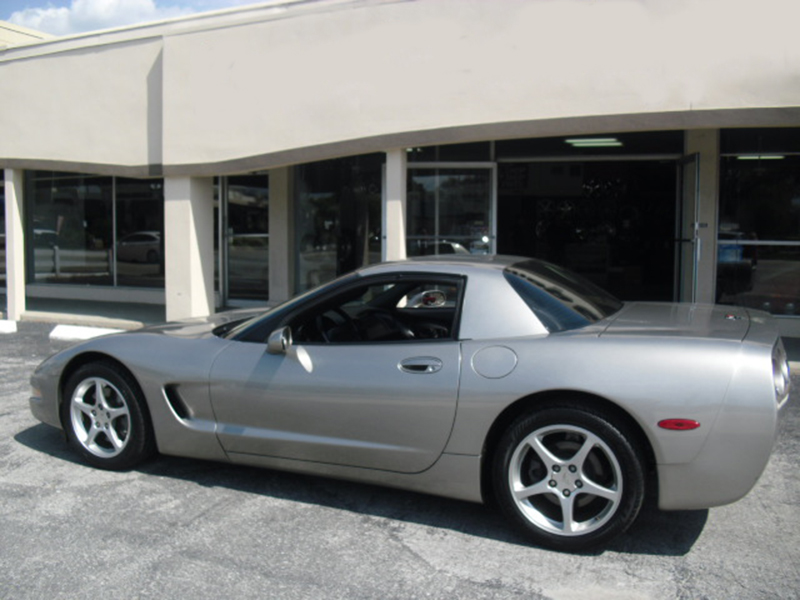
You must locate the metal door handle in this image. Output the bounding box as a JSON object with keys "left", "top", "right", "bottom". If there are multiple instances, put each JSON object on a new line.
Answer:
{"left": 399, "top": 357, "right": 443, "bottom": 374}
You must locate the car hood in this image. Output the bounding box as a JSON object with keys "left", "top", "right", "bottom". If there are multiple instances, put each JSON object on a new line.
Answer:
{"left": 600, "top": 302, "right": 751, "bottom": 342}
{"left": 134, "top": 307, "right": 268, "bottom": 338}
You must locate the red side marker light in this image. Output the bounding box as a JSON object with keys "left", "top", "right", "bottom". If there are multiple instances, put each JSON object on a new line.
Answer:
{"left": 658, "top": 419, "right": 701, "bottom": 431}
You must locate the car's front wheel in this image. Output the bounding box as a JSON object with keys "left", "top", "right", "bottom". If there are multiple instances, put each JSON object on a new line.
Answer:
{"left": 493, "top": 404, "right": 645, "bottom": 551}
{"left": 61, "top": 362, "right": 155, "bottom": 470}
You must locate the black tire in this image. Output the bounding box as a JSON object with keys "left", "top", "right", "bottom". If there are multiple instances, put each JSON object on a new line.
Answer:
{"left": 61, "top": 361, "right": 156, "bottom": 470}
{"left": 492, "top": 404, "right": 645, "bottom": 551}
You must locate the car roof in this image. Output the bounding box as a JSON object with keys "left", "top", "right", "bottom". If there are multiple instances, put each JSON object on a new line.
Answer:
{"left": 356, "top": 254, "right": 531, "bottom": 276}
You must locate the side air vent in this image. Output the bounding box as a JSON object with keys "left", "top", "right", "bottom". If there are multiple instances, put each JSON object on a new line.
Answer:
{"left": 163, "top": 384, "right": 191, "bottom": 420}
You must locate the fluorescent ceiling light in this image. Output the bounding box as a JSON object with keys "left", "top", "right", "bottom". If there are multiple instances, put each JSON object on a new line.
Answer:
{"left": 571, "top": 141, "right": 623, "bottom": 147}
{"left": 565, "top": 137, "right": 623, "bottom": 147}
{"left": 737, "top": 154, "right": 785, "bottom": 160}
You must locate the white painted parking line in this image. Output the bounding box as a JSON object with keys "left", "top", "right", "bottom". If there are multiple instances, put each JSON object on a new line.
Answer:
{"left": 49, "top": 324, "right": 123, "bottom": 341}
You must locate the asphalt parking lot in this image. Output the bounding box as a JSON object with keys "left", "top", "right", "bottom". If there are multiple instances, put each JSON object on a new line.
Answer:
{"left": 1, "top": 321, "right": 799, "bottom": 600}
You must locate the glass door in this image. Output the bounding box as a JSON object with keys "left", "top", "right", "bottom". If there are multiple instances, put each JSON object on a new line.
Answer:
{"left": 294, "top": 155, "right": 383, "bottom": 293}
{"left": 223, "top": 174, "right": 270, "bottom": 303}
{"left": 406, "top": 166, "right": 496, "bottom": 256}
{"left": 496, "top": 160, "right": 677, "bottom": 302}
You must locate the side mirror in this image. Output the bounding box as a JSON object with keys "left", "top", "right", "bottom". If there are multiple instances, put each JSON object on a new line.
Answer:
{"left": 267, "top": 326, "right": 292, "bottom": 355}
{"left": 420, "top": 290, "right": 447, "bottom": 307}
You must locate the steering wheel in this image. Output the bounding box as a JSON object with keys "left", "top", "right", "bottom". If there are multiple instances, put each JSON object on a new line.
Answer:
{"left": 412, "top": 322, "right": 450, "bottom": 339}
{"left": 362, "top": 308, "right": 416, "bottom": 340}
{"left": 315, "top": 307, "right": 360, "bottom": 342}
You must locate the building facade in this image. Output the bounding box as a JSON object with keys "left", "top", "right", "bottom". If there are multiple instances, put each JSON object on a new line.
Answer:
{"left": 2, "top": 0, "right": 799, "bottom": 340}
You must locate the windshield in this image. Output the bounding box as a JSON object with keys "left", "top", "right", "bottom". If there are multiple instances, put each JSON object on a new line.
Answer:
{"left": 225, "top": 272, "right": 359, "bottom": 341}
{"left": 504, "top": 259, "right": 623, "bottom": 332}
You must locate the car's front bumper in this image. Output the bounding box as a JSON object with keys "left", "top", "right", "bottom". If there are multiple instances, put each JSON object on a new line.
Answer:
{"left": 29, "top": 386, "right": 61, "bottom": 429}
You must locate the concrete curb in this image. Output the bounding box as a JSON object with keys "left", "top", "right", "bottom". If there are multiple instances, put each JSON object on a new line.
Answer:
{"left": 21, "top": 311, "right": 144, "bottom": 331}
{"left": 49, "top": 324, "right": 124, "bottom": 341}
{"left": 0, "top": 320, "right": 18, "bottom": 334}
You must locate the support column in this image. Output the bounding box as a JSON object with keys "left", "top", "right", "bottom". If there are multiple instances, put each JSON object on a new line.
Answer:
{"left": 383, "top": 148, "right": 407, "bottom": 261}
{"left": 164, "top": 177, "right": 214, "bottom": 321}
{"left": 4, "top": 169, "right": 26, "bottom": 321}
{"left": 268, "top": 167, "right": 294, "bottom": 304}
{"left": 685, "top": 130, "right": 720, "bottom": 304}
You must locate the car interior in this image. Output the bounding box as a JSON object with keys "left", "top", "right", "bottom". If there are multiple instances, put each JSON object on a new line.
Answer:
{"left": 289, "top": 278, "right": 462, "bottom": 343}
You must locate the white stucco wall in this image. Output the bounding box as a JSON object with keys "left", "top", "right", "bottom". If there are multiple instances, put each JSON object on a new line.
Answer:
{"left": 163, "top": 0, "right": 800, "bottom": 174}
{"left": 0, "top": 37, "right": 163, "bottom": 174}
{"left": 0, "top": 0, "right": 798, "bottom": 176}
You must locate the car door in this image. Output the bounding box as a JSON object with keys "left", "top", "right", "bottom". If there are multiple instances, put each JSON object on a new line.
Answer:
{"left": 208, "top": 276, "right": 463, "bottom": 473}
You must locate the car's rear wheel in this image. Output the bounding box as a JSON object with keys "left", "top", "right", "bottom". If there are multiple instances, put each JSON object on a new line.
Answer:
{"left": 493, "top": 405, "right": 645, "bottom": 551}
{"left": 61, "top": 362, "right": 155, "bottom": 470}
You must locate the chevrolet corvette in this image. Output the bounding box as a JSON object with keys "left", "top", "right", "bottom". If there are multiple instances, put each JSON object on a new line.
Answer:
{"left": 29, "top": 256, "right": 791, "bottom": 550}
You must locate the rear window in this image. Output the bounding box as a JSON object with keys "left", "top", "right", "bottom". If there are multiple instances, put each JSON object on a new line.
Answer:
{"left": 504, "top": 260, "right": 623, "bottom": 332}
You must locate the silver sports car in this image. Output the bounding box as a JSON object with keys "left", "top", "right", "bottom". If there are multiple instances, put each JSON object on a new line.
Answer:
{"left": 29, "top": 256, "right": 791, "bottom": 551}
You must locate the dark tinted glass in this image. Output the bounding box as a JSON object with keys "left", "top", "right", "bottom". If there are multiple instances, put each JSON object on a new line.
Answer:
{"left": 719, "top": 155, "right": 800, "bottom": 242}
{"left": 496, "top": 131, "right": 683, "bottom": 158}
{"left": 505, "top": 259, "right": 623, "bottom": 331}
{"left": 227, "top": 174, "right": 269, "bottom": 300}
{"left": 717, "top": 145, "right": 800, "bottom": 315}
{"left": 295, "top": 154, "right": 383, "bottom": 292}
{"left": 721, "top": 128, "right": 800, "bottom": 154}
{"left": 25, "top": 171, "right": 113, "bottom": 285}
{"left": 115, "top": 177, "right": 164, "bottom": 288}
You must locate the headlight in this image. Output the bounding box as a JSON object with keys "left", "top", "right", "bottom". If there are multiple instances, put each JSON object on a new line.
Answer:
{"left": 773, "top": 340, "right": 791, "bottom": 405}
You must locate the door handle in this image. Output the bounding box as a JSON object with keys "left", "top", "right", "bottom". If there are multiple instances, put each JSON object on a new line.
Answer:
{"left": 399, "top": 357, "right": 443, "bottom": 374}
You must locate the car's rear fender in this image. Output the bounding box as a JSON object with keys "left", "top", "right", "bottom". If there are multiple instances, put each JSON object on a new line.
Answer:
{"left": 658, "top": 333, "right": 784, "bottom": 509}
{"left": 450, "top": 335, "right": 737, "bottom": 466}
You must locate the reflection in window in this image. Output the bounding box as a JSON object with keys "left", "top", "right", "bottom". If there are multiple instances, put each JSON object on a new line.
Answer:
{"left": 295, "top": 154, "right": 383, "bottom": 292}
{"left": 116, "top": 178, "right": 164, "bottom": 288}
{"left": 228, "top": 175, "right": 269, "bottom": 301}
{"left": 24, "top": 171, "right": 164, "bottom": 288}
{"left": 717, "top": 155, "right": 800, "bottom": 315}
{"left": 407, "top": 168, "right": 493, "bottom": 257}
{"left": 26, "top": 171, "right": 114, "bottom": 285}
{"left": 505, "top": 259, "right": 623, "bottom": 331}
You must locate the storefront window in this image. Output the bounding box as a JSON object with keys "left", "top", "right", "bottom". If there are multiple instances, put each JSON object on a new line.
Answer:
{"left": 295, "top": 154, "right": 383, "bottom": 292}
{"left": 407, "top": 168, "right": 493, "bottom": 256}
{"left": 215, "top": 174, "right": 270, "bottom": 305}
{"left": 227, "top": 174, "right": 269, "bottom": 301}
{"left": 24, "top": 171, "right": 164, "bottom": 288}
{"left": 26, "top": 171, "right": 114, "bottom": 285}
{"left": 717, "top": 151, "right": 800, "bottom": 315}
{"left": 497, "top": 160, "right": 677, "bottom": 302}
{"left": 116, "top": 178, "right": 164, "bottom": 288}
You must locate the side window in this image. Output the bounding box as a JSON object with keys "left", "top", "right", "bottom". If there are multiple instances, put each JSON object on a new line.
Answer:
{"left": 290, "top": 277, "right": 462, "bottom": 344}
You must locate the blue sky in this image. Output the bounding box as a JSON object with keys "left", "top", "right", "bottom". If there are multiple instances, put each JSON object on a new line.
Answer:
{"left": 3, "top": 0, "right": 262, "bottom": 35}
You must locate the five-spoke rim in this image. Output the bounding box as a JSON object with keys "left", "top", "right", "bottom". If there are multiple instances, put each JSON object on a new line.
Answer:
{"left": 508, "top": 424, "right": 623, "bottom": 537}
{"left": 69, "top": 377, "right": 131, "bottom": 458}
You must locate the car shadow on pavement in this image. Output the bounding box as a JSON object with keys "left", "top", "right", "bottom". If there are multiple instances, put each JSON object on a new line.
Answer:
{"left": 16, "top": 422, "right": 707, "bottom": 556}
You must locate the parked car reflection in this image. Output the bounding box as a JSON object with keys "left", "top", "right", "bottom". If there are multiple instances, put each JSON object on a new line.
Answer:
{"left": 716, "top": 230, "right": 755, "bottom": 301}
{"left": 117, "top": 231, "right": 161, "bottom": 264}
